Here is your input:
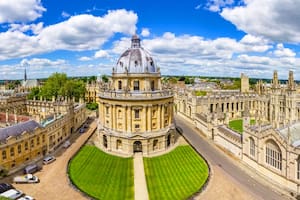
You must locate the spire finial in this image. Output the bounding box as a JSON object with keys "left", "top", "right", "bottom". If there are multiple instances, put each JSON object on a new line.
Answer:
{"left": 131, "top": 34, "right": 140, "bottom": 48}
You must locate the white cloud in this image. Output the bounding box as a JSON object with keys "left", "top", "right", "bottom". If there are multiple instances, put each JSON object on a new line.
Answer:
{"left": 94, "top": 50, "right": 109, "bottom": 58}
{"left": 9, "top": 22, "right": 44, "bottom": 34}
{"left": 61, "top": 11, "right": 71, "bottom": 18}
{"left": 206, "top": 0, "right": 234, "bottom": 12}
{"left": 79, "top": 56, "right": 92, "bottom": 61}
{"left": 273, "top": 44, "right": 296, "bottom": 57}
{"left": 195, "top": 4, "right": 201, "bottom": 10}
{"left": 0, "top": 9, "right": 137, "bottom": 60}
{"left": 220, "top": 0, "right": 300, "bottom": 43}
{"left": 0, "top": 0, "right": 46, "bottom": 23}
{"left": 141, "top": 28, "right": 150, "bottom": 37}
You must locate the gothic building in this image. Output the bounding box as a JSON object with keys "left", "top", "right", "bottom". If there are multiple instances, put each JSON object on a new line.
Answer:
{"left": 97, "top": 35, "right": 178, "bottom": 155}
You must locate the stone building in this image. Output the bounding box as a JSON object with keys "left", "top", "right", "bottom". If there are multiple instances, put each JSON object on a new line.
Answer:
{"left": 97, "top": 35, "right": 178, "bottom": 156}
{"left": 0, "top": 92, "right": 86, "bottom": 172}
{"left": 175, "top": 70, "right": 300, "bottom": 193}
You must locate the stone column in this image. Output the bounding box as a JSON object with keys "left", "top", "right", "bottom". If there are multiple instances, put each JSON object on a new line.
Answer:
{"left": 123, "top": 105, "right": 127, "bottom": 132}
{"left": 161, "top": 105, "right": 165, "bottom": 128}
{"left": 147, "top": 105, "right": 152, "bottom": 131}
{"left": 128, "top": 106, "right": 132, "bottom": 132}
{"left": 157, "top": 105, "right": 161, "bottom": 129}
{"left": 143, "top": 106, "right": 147, "bottom": 132}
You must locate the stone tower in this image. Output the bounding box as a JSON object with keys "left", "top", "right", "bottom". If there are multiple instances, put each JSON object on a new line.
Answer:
{"left": 240, "top": 73, "right": 249, "bottom": 93}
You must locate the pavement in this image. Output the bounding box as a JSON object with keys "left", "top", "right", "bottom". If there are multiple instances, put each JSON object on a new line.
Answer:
{"left": 12, "top": 118, "right": 97, "bottom": 200}
{"left": 134, "top": 152, "right": 149, "bottom": 200}
{"left": 175, "top": 115, "right": 290, "bottom": 200}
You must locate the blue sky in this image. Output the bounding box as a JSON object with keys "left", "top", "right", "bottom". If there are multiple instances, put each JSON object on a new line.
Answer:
{"left": 0, "top": 0, "right": 300, "bottom": 80}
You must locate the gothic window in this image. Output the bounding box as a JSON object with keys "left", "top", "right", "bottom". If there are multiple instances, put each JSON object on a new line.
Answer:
{"left": 25, "top": 142, "right": 29, "bottom": 150}
{"left": 2, "top": 150, "right": 6, "bottom": 160}
{"left": 18, "top": 145, "right": 21, "bottom": 154}
{"left": 249, "top": 137, "right": 255, "bottom": 157}
{"left": 10, "top": 147, "right": 14, "bottom": 157}
{"left": 118, "top": 81, "right": 122, "bottom": 90}
{"left": 134, "top": 81, "right": 139, "bottom": 91}
{"left": 265, "top": 140, "right": 282, "bottom": 170}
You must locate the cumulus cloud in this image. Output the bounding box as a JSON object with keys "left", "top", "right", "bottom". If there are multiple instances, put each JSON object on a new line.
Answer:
{"left": 0, "top": 0, "right": 46, "bottom": 23}
{"left": 94, "top": 50, "right": 109, "bottom": 58}
{"left": 141, "top": 28, "right": 150, "bottom": 37}
{"left": 273, "top": 44, "right": 296, "bottom": 57}
{"left": 9, "top": 22, "right": 44, "bottom": 34}
{"left": 206, "top": 0, "right": 234, "bottom": 12}
{"left": 220, "top": 0, "right": 300, "bottom": 43}
{"left": 110, "top": 33, "right": 300, "bottom": 79}
{"left": 0, "top": 9, "right": 137, "bottom": 60}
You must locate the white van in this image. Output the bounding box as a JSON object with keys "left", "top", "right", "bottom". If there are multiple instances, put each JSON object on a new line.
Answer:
{"left": 0, "top": 189, "right": 23, "bottom": 199}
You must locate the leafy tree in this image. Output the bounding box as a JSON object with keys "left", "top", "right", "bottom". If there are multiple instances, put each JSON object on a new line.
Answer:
{"left": 39, "top": 73, "right": 86, "bottom": 101}
{"left": 86, "top": 102, "right": 99, "bottom": 110}
{"left": 88, "top": 76, "right": 97, "bottom": 83}
{"left": 27, "top": 87, "right": 40, "bottom": 100}
{"left": 102, "top": 75, "right": 109, "bottom": 83}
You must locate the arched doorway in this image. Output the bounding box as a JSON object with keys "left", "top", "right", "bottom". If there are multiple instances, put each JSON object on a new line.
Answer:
{"left": 133, "top": 141, "right": 142, "bottom": 153}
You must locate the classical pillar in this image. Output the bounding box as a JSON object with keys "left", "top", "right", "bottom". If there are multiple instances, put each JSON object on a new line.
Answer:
{"left": 128, "top": 106, "right": 132, "bottom": 132}
{"left": 161, "top": 105, "right": 165, "bottom": 128}
{"left": 147, "top": 105, "right": 152, "bottom": 131}
{"left": 143, "top": 106, "right": 147, "bottom": 132}
{"left": 157, "top": 105, "right": 161, "bottom": 129}
{"left": 123, "top": 105, "right": 127, "bottom": 132}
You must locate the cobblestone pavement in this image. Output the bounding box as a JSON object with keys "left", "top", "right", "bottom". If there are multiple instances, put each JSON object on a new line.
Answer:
{"left": 12, "top": 119, "right": 97, "bottom": 200}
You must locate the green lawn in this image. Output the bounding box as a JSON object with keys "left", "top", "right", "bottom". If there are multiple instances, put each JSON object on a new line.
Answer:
{"left": 144, "top": 145, "right": 209, "bottom": 200}
{"left": 68, "top": 145, "right": 134, "bottom": 200}
{"left": 229, "top": 119, "right": 255, "bottom": 133}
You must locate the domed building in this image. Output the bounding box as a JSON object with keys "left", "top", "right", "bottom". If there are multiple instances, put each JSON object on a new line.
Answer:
{"left": 97, "top": 35, "right": 178, "bottom": 155}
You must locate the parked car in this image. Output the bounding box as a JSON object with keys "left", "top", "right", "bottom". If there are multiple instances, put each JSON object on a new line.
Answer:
{"left": 13, "top": 174, "right": 39, "bottom": 184}
{"left": 63, "top": 140, "right": 71, "bottom": 148}
{"left": 0, "top": 183, "right": 14, "bottom": 193}
{"left": 0, "top": 189, "right": 23, "bottom": 199}
{"left": 79, "top": 128, "right": 85, "bottom": 133}
{"left": 18, "top": 195, "right": 35, "bottom": 200}
{"left": 43, "top": 156, "right": 56, "bottom": 165}
{"left": 23, "top": 164, "right": 40, "bottom": 174}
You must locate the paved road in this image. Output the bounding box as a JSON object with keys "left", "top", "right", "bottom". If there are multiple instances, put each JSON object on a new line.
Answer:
{"left": 175, "top": 115, "right": 289, "bottom": 200}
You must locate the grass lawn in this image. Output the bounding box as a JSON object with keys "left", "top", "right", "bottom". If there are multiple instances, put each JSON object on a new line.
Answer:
{"left": 229, "top": 119, "right": 255, "bottom": 133}
{"left": 68, "top": 145, "right": 134, "bottom": 200}
{"left": 144, "top": 145, "right": 209, "bottom": 200}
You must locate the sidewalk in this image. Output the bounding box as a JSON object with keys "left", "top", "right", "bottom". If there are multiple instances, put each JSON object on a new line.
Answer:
{"left": 134, "top": 152, "right": 149, "bottom": 200}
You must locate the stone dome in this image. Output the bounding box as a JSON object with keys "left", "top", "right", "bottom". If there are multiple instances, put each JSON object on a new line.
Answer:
{"left": 114, "top": 35, "right": 158, "bottom": 74}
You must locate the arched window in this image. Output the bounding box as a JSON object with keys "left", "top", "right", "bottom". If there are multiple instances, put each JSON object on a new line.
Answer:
{"left": 297, "top": 156, "right": 300, "bottom": 179}
{"left": 10, "top": 147, "right": 14, "bottom": 157}
{"left": 118, "top": 80, "right": 122, "bottom": 90}
{"left": 151, "top": 80, "right": 155, "bottom": 91}
{"left": 103, "top": 135, "right": 107, "bottom": 148}
{"left": 249, "top": 137, "right": 255, "bottom": 157}
{"left": 2, "top": 150, "right": 6, "bottom": 160}
{"left": 265, "top": 140, "right": 282, "bottom": 170}
{"left": 18, "top": 145, "right": 22, "bottom": 154}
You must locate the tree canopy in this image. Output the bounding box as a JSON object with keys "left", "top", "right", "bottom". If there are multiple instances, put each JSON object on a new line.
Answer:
{"left": 32, "top": 73, "right": 86, "bottom": 101}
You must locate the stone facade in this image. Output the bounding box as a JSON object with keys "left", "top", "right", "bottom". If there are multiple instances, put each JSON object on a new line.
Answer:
{"left": 97, "top": 35, "right": 178, "bottom": 156}
{"left": 175, "top": 70, "right": 300, "bottom": 193}
{"left": 0, "top": 94, "right": 86, "bottom": 173}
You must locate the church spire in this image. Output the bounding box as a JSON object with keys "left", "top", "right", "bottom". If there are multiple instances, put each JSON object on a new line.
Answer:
{"left": 24, "top": 66, "right": 27, "bottom": 81}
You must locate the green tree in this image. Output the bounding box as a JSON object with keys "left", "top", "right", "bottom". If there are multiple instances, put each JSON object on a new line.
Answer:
{"left": 39, "top": 73, "right": 86, "bottom": 101}
{"left": 102, "top": 75, "right": 109, "bottom": 83}
{"left": 27, "top": 87, "right": 40, "bottom": 100}
{"left": 88, "top": 76, "right": 97, "bottom": 83}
